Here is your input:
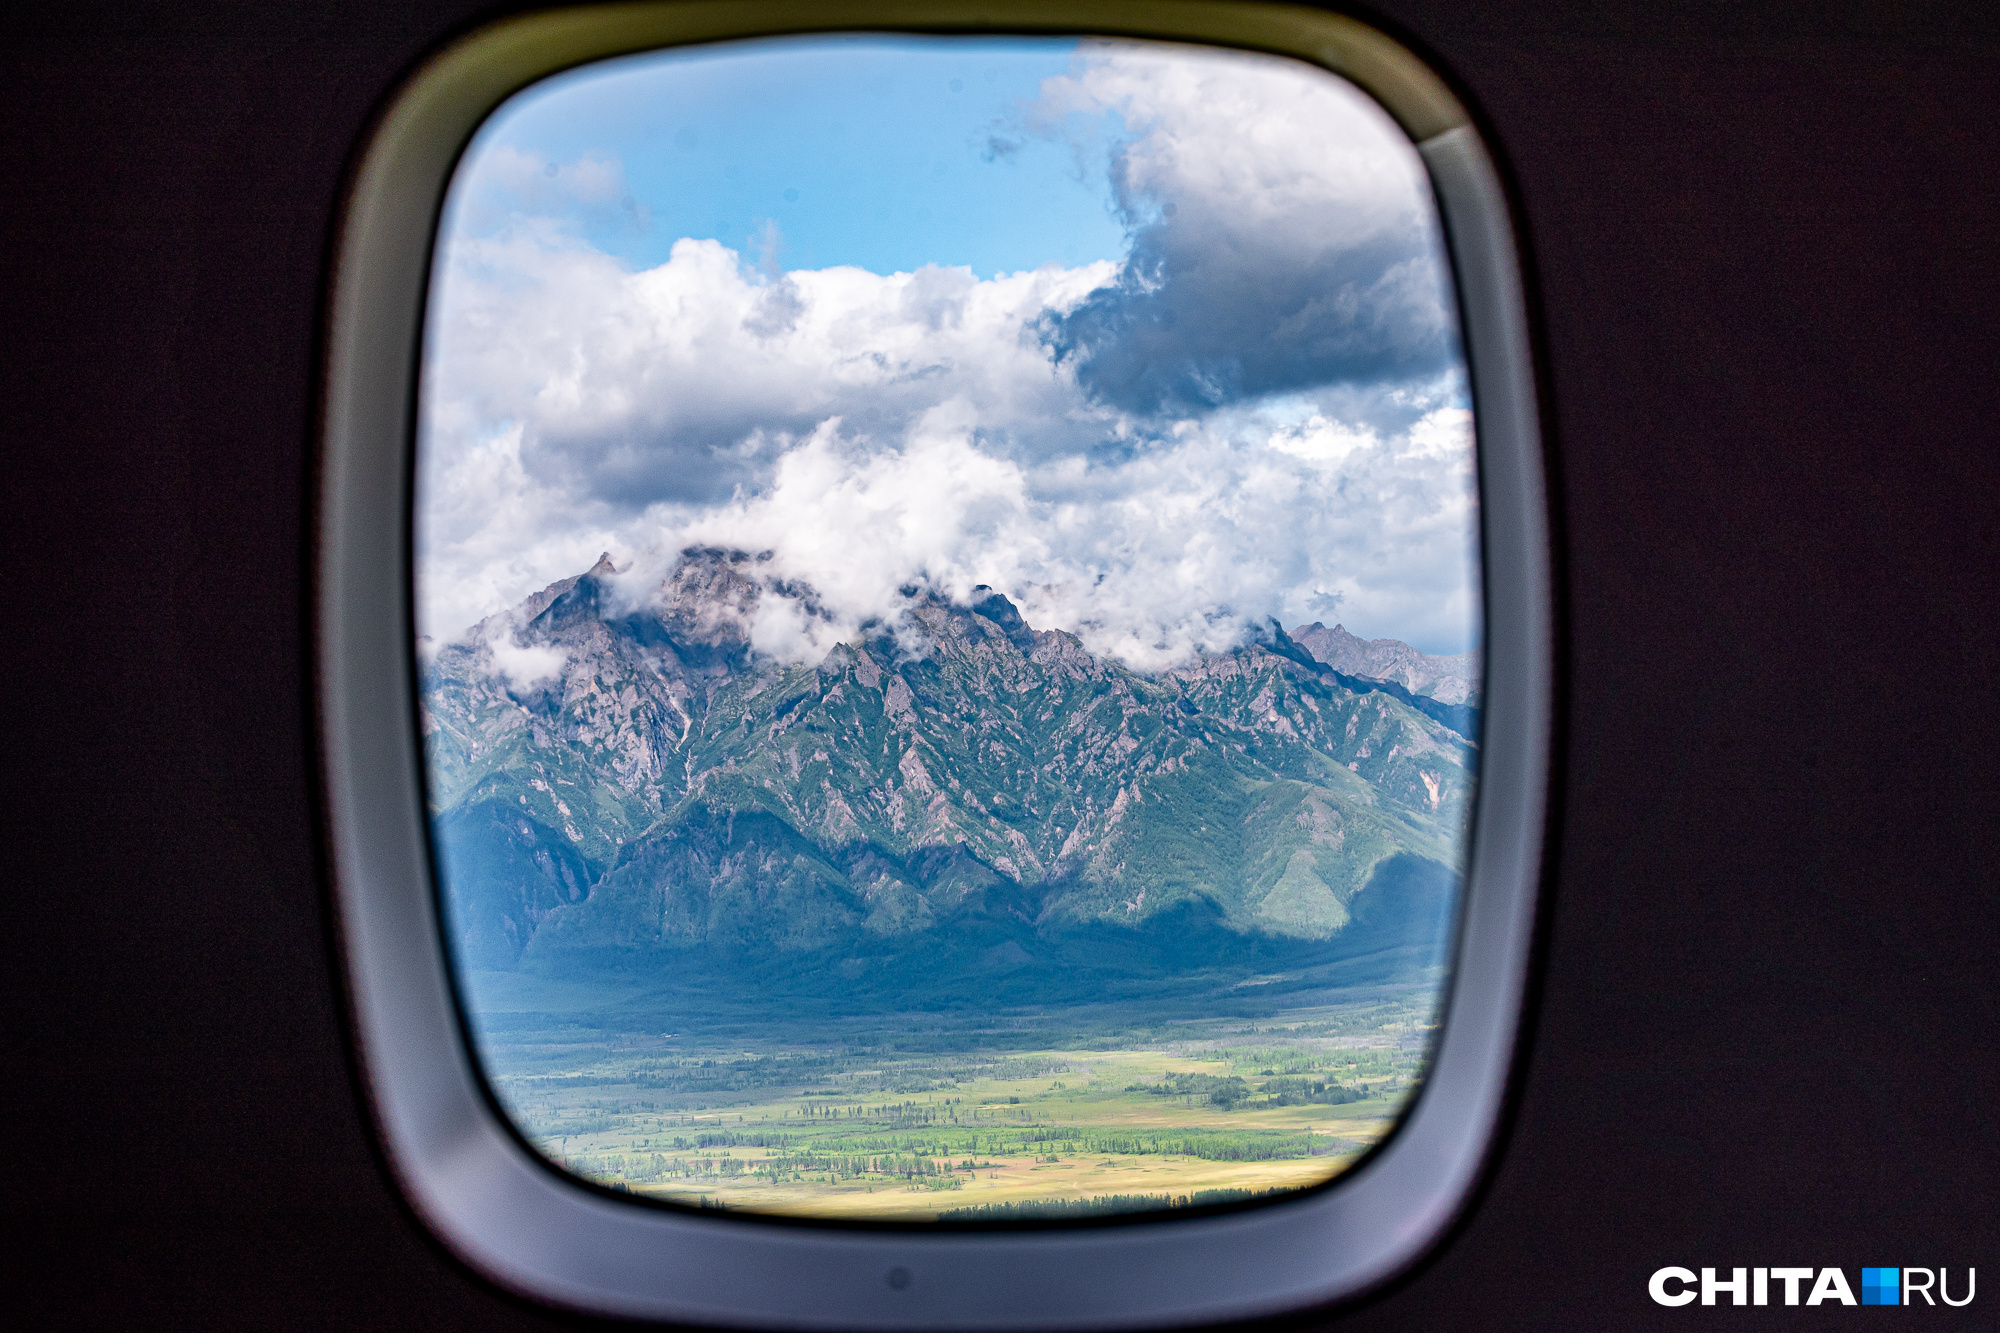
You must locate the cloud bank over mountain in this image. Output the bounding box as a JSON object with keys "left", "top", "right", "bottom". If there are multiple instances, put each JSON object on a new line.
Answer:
{"left": 417, "top": 42, "right": 1481, "bottom": 665}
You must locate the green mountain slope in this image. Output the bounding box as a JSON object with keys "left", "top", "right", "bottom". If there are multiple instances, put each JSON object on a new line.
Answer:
{"left": 421, "top": 551, "right": 1478, "bottom": 982}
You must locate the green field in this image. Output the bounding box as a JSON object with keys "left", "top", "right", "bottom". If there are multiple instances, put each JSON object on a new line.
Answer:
{"left": 471, "top": 980, "right": 1439, "bottom": 1221}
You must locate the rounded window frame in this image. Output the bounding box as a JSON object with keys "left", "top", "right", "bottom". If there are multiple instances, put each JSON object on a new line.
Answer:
{"left": 318, "top": 3, "right": 1551, "bottom": 1326}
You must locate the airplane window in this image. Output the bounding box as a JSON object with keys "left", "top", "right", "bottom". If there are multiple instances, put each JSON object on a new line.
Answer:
{"left": 319, "top": 5, "right": 1547, "bottom": 1324}
{"left": 415, "top": 33, "right": 1480, "bottom": 1224}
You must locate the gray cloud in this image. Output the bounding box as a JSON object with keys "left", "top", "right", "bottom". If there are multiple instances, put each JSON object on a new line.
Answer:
{"left": 1043, "top": 217, "right": 1456, "bottom": 415}
{"left": 524, "top": 419, "right": 793, "bottom": 508}
{"left": 1026, "top": 45, "right": 1459, "bottom": 417}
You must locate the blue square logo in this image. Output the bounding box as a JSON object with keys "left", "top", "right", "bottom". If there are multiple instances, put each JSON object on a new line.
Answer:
{"left": 1861, "top": 1268, "right": 1900, "bottom": 1306}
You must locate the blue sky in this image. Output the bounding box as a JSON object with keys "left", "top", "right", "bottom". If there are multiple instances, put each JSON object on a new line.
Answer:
{"left": 457, "top": 36, "right": 1129, "bottom": 276}
{"left": 422, "top": 39, "right": 1481, "bottom": 660}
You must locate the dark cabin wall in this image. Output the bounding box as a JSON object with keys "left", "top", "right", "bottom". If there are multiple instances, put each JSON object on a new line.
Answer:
{"left": 1, "top": 2, "right": 1995, "bottom": 1326}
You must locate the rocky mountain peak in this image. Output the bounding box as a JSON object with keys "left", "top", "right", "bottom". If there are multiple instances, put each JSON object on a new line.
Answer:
{"left": 968, "top": 586, "right": 1038, "bottom": 654}
{"left": 420, "top": 552, "right": 1481, "bottom": 978}
{"left": 1289, "top": 621, "right": 1481, "bottom": 707}
{"left": 646, "top": 547, "right": 771, "bottom": 658}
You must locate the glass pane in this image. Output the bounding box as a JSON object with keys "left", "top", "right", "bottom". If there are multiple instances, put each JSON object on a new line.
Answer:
{"left": 415, "top": 34, "right": 1480, "bottom": 1223}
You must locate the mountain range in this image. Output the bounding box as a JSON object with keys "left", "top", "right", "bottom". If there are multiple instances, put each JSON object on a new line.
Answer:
{"left": 420, "top": 550, "right": 1479, "bottom": 997}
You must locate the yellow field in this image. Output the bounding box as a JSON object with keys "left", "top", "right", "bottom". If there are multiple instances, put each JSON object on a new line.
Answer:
{"left": 516, "top": 1041, "right": 1419, "bottom": 1220}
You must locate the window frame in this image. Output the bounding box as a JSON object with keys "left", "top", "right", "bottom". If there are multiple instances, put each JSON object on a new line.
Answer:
{"left": 317, "top": 2, "right": 1552, "bottom": 1325}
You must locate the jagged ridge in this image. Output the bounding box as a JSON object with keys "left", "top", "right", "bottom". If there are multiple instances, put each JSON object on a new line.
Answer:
{"left": 420, "top": 550, "right": 1478, "bottom": 973}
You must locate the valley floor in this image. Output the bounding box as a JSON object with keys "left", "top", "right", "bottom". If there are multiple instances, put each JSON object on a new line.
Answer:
{"left": 473, "top": 984, "right": 1439, "bottom": 1222}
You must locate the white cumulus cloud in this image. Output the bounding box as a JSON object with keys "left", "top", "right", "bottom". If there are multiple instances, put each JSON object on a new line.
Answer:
{"left": 416, "top": 41, "right": 1482, "bottom": 663}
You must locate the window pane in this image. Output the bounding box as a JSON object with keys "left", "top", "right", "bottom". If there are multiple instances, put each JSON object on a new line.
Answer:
{"left": 415, "top": 34, "right": 1480, "bottom": 1223}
